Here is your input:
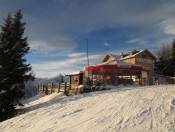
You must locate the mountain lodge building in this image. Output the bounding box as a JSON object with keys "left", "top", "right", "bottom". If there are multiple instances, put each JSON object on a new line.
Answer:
{"left": 67, "top": 49, "right": 157, "bottom": 89}
{"left": 101, "top": 49, "right": 156, "bottom": 85}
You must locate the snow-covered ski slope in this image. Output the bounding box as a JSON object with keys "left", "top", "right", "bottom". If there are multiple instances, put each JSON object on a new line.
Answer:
{"left": 0, "top": 85, "right": 175, "bottom": 132}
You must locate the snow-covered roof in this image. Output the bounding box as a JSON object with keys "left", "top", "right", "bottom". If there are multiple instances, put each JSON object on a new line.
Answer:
{"left": 101, "top": 54, "right": 120, "bottom": 63}
{"left": 65, "top": 71, "right": 82, "bottom": 76}
{"left": 119, "top": 49, "right": 144, "bottom": 60}
{"left": 97, "top": 59, "right": 131, "bottom": 66}
{"left": 120, "top": 49, "right": 156, "bottom": 60}
{"left": 97, "top": 59, "right": 141, "bottom": 67}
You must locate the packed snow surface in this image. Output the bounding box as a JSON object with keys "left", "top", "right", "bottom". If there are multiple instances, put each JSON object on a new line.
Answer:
{"left": 0, "top": 85, "right": 175, "bottom": 132}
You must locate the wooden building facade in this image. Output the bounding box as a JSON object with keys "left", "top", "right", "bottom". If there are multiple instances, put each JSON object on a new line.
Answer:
{"left": 101, "top": 49, "right": 156, "bottom": 85}
{"left": 65, "top": 49, "right": 156, "bottom": 90}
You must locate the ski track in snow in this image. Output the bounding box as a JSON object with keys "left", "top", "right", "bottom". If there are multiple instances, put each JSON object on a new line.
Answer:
{"left": 0, "top": 85, "right": 175, "bottom": 132}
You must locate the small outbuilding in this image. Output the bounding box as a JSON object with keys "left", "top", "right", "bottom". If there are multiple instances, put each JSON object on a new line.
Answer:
{"left": 153, "top": 74, "right": 170, "bottom": 85}
{"left": 65, "top": 71, "right": 83, "bottom": 88}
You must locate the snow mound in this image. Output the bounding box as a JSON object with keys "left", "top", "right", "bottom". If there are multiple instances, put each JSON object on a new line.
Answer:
{"left": 0, "top": 85, "right": 175, "bottom": 132}
{"left": 27, "top": 93, "right": 46, "bottom": 103}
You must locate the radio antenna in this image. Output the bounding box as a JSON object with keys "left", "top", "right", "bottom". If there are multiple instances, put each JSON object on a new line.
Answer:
{"left": 86, "top": 37, "right": 90, "bottom": 87}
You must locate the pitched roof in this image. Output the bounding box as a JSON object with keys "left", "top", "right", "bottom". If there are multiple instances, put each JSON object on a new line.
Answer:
{"left": 120, "top": 49, "right": 157, "bottom": 60}
{"left": 97, "top": 59, "right": 142, "bottom": 67}
{"left": 98, "top": 59, "right": 131, "bottom": 66}
{"left": 65, "top": 71, "right": 83, "bottom": 76}
{"left": 101, "top": 54, "right": 120, "bottom": 63}
{"left": 109, "top": 54, "right": 120, "bottom": 59}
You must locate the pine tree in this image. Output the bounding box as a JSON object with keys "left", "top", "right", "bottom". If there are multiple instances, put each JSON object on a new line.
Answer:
{"left": 0, "top": 10, "right": 34, "bottom": 121}
{"left": 60, "top": 75, "right": 64, "bottom": 83}
{"left": 0, "top": 14, "right": 14, "bottom": 121}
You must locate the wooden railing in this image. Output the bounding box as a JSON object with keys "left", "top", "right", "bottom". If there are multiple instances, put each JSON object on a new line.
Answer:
{"left": 38, "top": 82, "right": 71, "bottom": 95}
{"left": 38, "top": 82, "right": 82, "bottom": 95}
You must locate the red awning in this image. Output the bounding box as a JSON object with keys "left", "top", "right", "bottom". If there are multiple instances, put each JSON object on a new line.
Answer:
{"left": 83, "top": 64, "right": 149, "bottom": 72}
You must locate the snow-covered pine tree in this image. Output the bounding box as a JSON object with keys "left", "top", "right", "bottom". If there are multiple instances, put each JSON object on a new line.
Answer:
{"left": 0, "top": 10, "right": 34, "bottom": 121}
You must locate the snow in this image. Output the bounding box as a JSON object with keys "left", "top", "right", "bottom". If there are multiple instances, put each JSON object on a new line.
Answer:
{"left": 98, "top": 59, "right": 131, "bottom": 66}
{"left": 97, "top": 59, "right": 141, "bottom": 68}
{"left": 120, "top": 49, "right": 145, "bottom": 60}
{"left": 1, "top": 85, "right": 175, "bottom": 132}
{"left": 65, "top": 71, "right": 82, "bottom": 76}
{"left": 120, "top": 49, "right": 156, "bottom": 61}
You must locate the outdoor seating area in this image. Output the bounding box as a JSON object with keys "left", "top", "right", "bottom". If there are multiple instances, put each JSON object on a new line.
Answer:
{"left": 82, "top": 60, "right": 149, "bottom": 87}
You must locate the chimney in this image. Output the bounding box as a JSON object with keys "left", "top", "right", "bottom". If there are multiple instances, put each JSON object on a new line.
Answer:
{"left": 120, "top": 52, "right": 124, "bottom": 58}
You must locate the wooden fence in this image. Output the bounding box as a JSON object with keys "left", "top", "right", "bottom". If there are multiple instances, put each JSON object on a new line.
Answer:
{"left": 38, "top": 82, "right": 82, "bottom": 95}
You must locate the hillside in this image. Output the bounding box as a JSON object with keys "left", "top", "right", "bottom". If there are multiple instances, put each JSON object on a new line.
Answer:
{"left": 0, "top": 85, "right": 175, "bottom": 132}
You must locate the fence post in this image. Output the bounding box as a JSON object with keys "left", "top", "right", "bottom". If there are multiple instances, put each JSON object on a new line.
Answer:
{"left": 51, "top": 83, "right": 53, "bottom": 93}
{"left": 41, "top": 84, "right": 43, "bottom": 92}
{"left": 46, "top": 86, "right": 48, "bottom": 95}
{"left": 58, "top": 83, "right": 61, "bottom": 93}
{"left": 64, "top": 82, "right": 67, "bottom": 95}
{"left": 37, "top": 84, "right": 39, "bottom": 94}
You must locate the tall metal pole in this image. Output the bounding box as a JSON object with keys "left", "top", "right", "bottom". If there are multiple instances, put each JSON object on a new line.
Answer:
{"left": 86, "top": 37, "right": 90, "bottom": 86}
{"left": 86, "top": 37, "right": 90, "bottom": 68}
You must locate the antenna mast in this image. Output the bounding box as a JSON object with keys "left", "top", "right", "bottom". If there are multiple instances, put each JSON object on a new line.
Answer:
{"left": 86, "top": 37, "right": 90, "bottom": 68}
{"left": 86, "top": 37, "right": 90, "bottom": 86}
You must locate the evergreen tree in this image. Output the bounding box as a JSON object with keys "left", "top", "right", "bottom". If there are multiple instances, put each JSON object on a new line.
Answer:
{"left": 60, "top": 75, "right": 64, "bottom": 83}
{"left": 0, "top": 10, "right": 34, "bottom": 121}
{"left": 154, "top": 57, "right": 172, "bottom": 76}
{"left": 55, "top": 74, "right": 64, "bottom": 83}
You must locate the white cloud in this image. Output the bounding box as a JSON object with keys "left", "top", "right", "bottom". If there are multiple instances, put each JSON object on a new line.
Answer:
{"left": 2, "top": 1, "right": 175, "bottom": 35}
{"left": 32, "top": 54, "right": 103, "bottom": 78}
{"left": 29, "top": 36, "right": 77, "bottom": 50}
{"left": 126, "top": 38, "right": 149, "bottom": 45}
{"left": 16, "top": 0, "right": 175, "bottom": 40}
{"left": 68, "top": 52, "right": 86, "bottom": 57}
{"left": 33, "top": 54, "right": 102, "bottom": 70}
{"left": 104, "top": 42, "right": 110, "bottom": 47}
{"left": 2, "top": 1, "right": 175, "bottom": 78}
{"left": 159, "top": 18, "right": 175, "bottom": 35}
{"left": 33, "top": 69, "right": 76, "bottom": 78}
{"left": 126, "top": 38, "right": 142, "bottom": 43}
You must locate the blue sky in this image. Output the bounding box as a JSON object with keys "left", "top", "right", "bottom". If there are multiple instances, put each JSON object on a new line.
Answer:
{"left": 0, "top": 0, "right": 175, "bottom": 78}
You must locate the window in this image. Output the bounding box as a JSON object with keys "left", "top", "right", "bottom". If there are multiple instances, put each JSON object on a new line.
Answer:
{"left": 74, "top": 77, "right": 78, "bottom": 82}
{"left": 142, "top": 54, "right": 147, "bottom": 58}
